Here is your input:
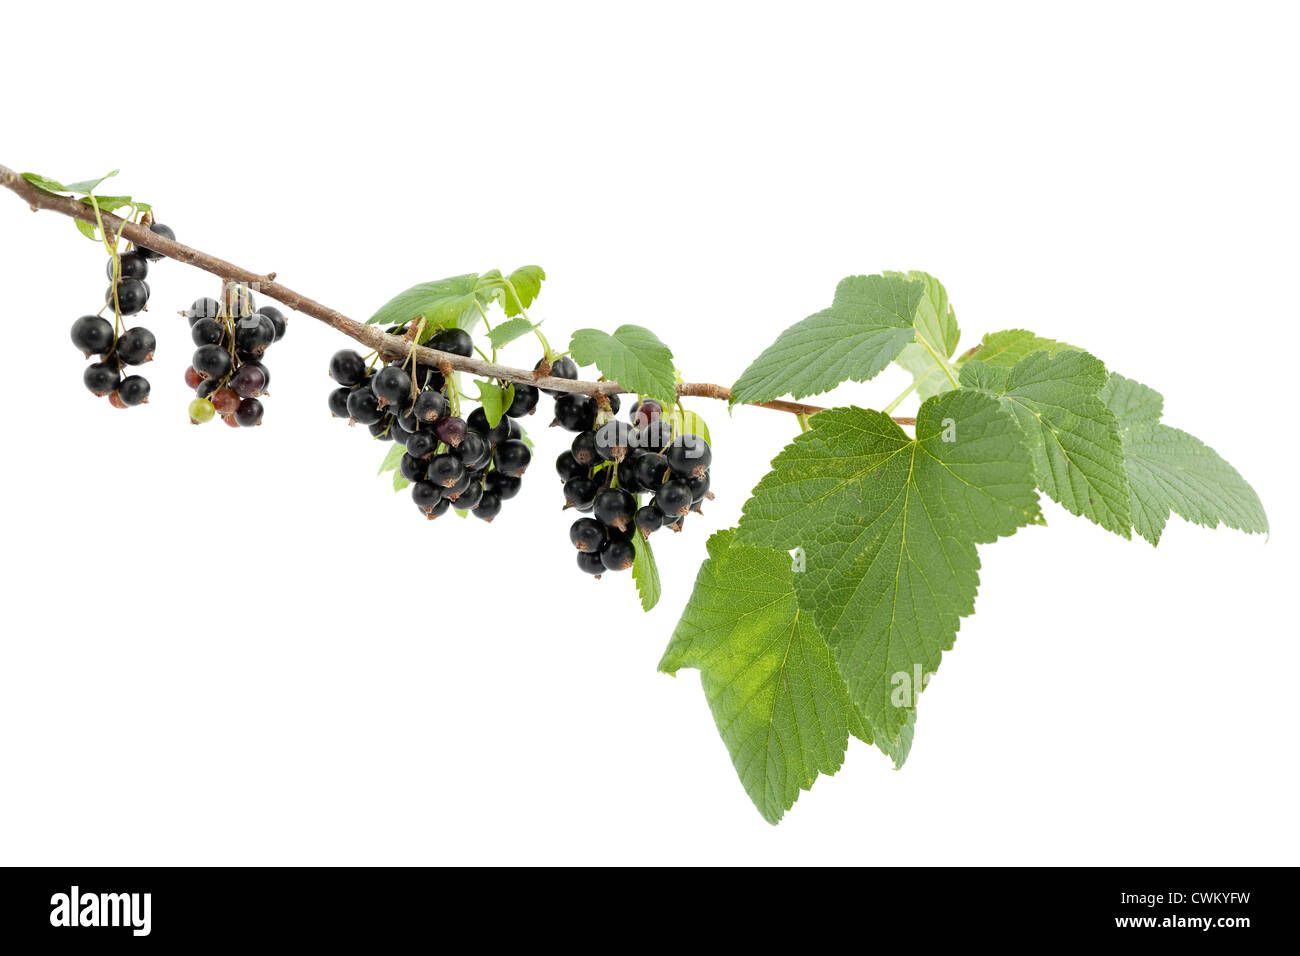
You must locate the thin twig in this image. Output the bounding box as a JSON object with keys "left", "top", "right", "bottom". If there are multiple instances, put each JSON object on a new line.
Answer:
{"left": 0, "top": 163, "right": 915, "bottom": 426}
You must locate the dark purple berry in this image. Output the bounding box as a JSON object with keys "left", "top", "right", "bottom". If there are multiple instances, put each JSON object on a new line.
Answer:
{"left": 114, "top": 326, "right": 156, "bottom": 365}
{"left": 107, "top": 252, "right": 149, "bottom": 281}
{"left": 556, "top": 451, "right": 587, "bottom": 482}
{"left": 329, "top": 349, "right": 368, "bottom": 387}
{"left": 571, "top": 430, "right": 599, "bottom": 466}
{"left": 186, "top": 298, "right": 222, "bottom": 325}
{"left": 563, "top": 476, "right": 599, "bottom": 511}
{"left": 133, "top": 222, "right": 173, "bottom": 261}
{"left": 427, "top": 327, "right": 474, "bottom": 357}
{"left": 473, "top": 491, "right": 502, "bottom": 522}
{"left": 435, "top": 416, "right": 468, "bottom": 447}
{"left": 493, "top": 439, "right": 532, "bottom": 477}
{"left": 634, "top": 399, "right": 663, "bottom": 426}
{"left": 667, "top": 434, "right": 712, "bottom": 478}
{"left": 405, "top": 429, "right": 438, "bottom": 459}
{"left": 257, "top": 306, "right": 287, "bottom": 341}
{"left": 70, "top": 315, "right": 114, "bottom": 356}
{"left": 455, "top": 480, "right": 485, "bottom": 511}
{"left": 234, "top": 314, "right": 275, "bottom": 356}
{"left": 107, "top": 279, "right": 148, "bottom": 315}
{"left": 570, "top": 518, "right": 606, "bottom": 552}
{"left": 411, "top": 481, "right": 442, "bottom": 512}
{"left": 576, "top": 550, "right": 605, "bottom": 576}
{"left": 231, "top": 363, "right": 268, "bottom": 399}
{"left": 83, "top": 362, "right": 121, "bottom": 397}
{"left": 371, "top": 366, "right": 412, "bottom": 407}
{"left": 192, "top": 344, "right": 233, "bottom": 381}
{"left": 634, "top": 506, "right": 664, "bottom": 535}
{"left": 485, "top": 471, "right": 522, "bottom": 500}
{"left": 234, "top": 397, "right": 264, "bottom": 427}
{"left": 600, "top": 537, "right": 636, "bottom": 572}
{"left": 427, "top": 454, "right": 465, "bottom": 489}
{"left": 594, "top": 420, "right": 633, "bottom": 462}
{"left": 505, "top": 383, "right": 539, "bottom": 418}
{"left": 654, "top": 479, "right": 693, "bottom": 517}
{"left": 454, "top": 432, "right": 492, "bottom": 470}
{"left": 346, "top": 386, "right": 383, "bottom": 425}
{"left": 400, "top": 452, "right": 428, "bottom": 483}
{"left": 414, "top": 389, "right": 449, "bottom": 423}
{"left": 191, "top": 317, "right": 226, "bottom": 347}
{"left": 553, "top": 393, "right": 597, "bottom": 431}
{"left": 593, "top": 488, "right": 637, "bottom": 531}
{"left": 114, "top": 375, "right": 150, "bottom": 406}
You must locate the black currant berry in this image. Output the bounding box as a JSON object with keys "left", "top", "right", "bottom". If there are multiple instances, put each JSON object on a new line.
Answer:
{"left": 328, "top": 387, "right": 351, "bottom": 419}
{"left": 654, "top": 479, "right": 693, "bottom": 517}
{"left": 607, "top": 393, "right": 621, "bottom": 415}
{"left": 435, "top": 416, "right": 468, "bottom": 447}
{"left": 633, "top": 399, "right": 663, "bottom": 426}
{"left": 576, "top": 550, "right": 605, "bottom": 576}
{"left": 455, "top": 480, "right": 485, "bottom": 511}
{"left": 421, "top": 497, "right": 451, "bottom": 520}
{"left": 413, "top": 389, "right": 449, "bottom": 423}
{"left": 191, "top": 317, "right": 226, "bottom": 347}
{"left": 427, "top": 327, "right": 474, "bottom": 357}
{"left": 467, "top": 407, "right": 511, "bottom": 445}
{"left": 234, "top": 314, "right": 275, "bottom": 355}
{"left": 493, "top": 439, "right": 532, "bottom": 477}
{"left": 553, "top": 393, "right": 597, "bottom": 431}
{"left": 634, "top": 506, "right": 664, "bottom": 535}
{"left": 562, "top": 476, "right": 600, "bottom": 511}
{"left": 426, "top": 454, "right": 465, "bottom": 489}
{"left": 405, "top": 429, "right": 438, "bottom": 459}
{"left": 505, "top": 383, "right": 539, "bottom": 418}
{"left": 369, "top": 420, "right": 394, "bottom": 440}
{"left": 556, "top": 451, "right": 587, "bottom": 482}
{"left": 371, "top": 366, "right": 412, "bottom": 407}
{"left": 571, "top": 430, "right": 599, "bottom": 466}
{"left": 473, "top": 491, "right": 502, "bottom": 522}
{"left": 667, "top": 434, "right": 712, "bottom": 478}
{"left": 329, "top": 349, "right": 368, "bottom": 387}
{"left": 70, "top": 315, "right": 115, "bottom": 356}
{"left": 569, "top": 517, "right": 606, "bottom": 552}
{"left": 593, "top": 488, "right": 637, "bottom": 531}
{"left": 83, "top": 362, "right": 121, "bottom": 397}
{"left": 107, "top": 252, "right": 149, "bottom": 282}
{"left": 257, "top": 306, "right": 288, "bottom": 341}
{"left": 234, "top": 397, "right": 264, "bottom": 427}
{"left": 196, "top": 379, "right": 220, "bottom": 399}
{"left": 192, "top": 344, "right": 233, "bottom": 381}
{"left": 600, "top": 537, "right": 636, "bottom": 572}
{"left": 445, "top": 467, "right": 473, "bottom": 499}
{"left": 539, "top": 356, "right": 579, "bottom": 396}
{"left": 346, "top": 386, "right": 383, "bottom": 425}
{"left": 114, "top": 375, "right": 151, "bottom": 407}
{"left": 186, "top": 298, "right": 221, "bottom": 326}
{"left": 617, "top": 455, "right": 644, "bottom": 493}
{"left": 133, "top": 222, "right": 174, "bottom": 261}
{"left": 114, "top": 327, "right": 156, "bottom": 365}
{"left": 485, "top": 471, "right": 522, "bottom": 500}
{"left": 231, "top": 363, "right": 268, "bottom": 399}
{"left": 107, "top": 278, "right": 148, "bottom": 315}
{"left": 594, "top": 420, "right": 633, "bottom": 462}
{"left": 411, "top": 480, "right": 442, "bottom": 512}
{"left": 400, "top": 452, "right": 429, "bottom": 483}
{"left": 454, "top": 432, "right": 492, "bottom": 470}
{"left": 688, "top": 471, "right": 712, "bottom": 502}
{"left": 633, "top": 420, "right": 675, "bottom": 452}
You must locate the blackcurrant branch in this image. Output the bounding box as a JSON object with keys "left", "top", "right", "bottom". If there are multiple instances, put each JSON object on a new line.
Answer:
{"left": 0, "top": 164, "right": 917, "bottom": 427}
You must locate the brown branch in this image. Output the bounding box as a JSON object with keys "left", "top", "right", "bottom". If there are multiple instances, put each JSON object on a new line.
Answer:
{"left": 0, "top": 163, "right": 915, "bottom": 426}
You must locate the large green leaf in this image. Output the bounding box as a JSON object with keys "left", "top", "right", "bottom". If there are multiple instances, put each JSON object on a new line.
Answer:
{"left": 971, "top": 329, "right": 1076, "bottom": 368}
{"left": 660, "top": 530, "right": 869, "bottom": 824}
{"left": 960, "top": 349, "right": 1132, "bottom": 537}
{"left": 736, "top": 391, "right": 1041, "bottom": 748}
{"left": 889, "top": 271, "right": 961, "bottom": 401}
{"left": 730, "top": 273, "right": 923, "bottom": 405}
{"left": 367, "top": 273, "right": 493, "bottom": 331}
{"left": 569, "top": 324, "right": 676, "bottom": 403}
{"left": 1102, "top": 373, "right": 1267, "bottom": 544}
{"left": 500, "top": 265, "right": 546, "bottom": 317}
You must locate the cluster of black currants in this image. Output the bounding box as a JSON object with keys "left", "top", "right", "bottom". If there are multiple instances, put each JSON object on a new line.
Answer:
{"left": 70, "top": 224, "right": 174, "bottom": 407}
{"left": 553, "top": 388, "right": 714, "bottom": 578}
{"left": 327, "top": 326, "right": 538, "bottom": 522}
{"left": 182, "top": 287, "right": 286, "bottom": 427}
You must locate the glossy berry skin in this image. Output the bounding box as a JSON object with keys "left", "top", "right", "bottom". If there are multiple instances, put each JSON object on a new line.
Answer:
{"left": 600, "top": 537, "right": 636, "bottom": 572}
{"left": 593, "top": 488, "right": 637, "bottom": 531}
{"left": 329, "top": 349, "right": 368, "bottom": 387}
{"left": 634, "top": 505, "right": 664, "bottom": 535}
{"left": 454, "top": 432, "right": 492, "bottom": 470}
{"left": 411, "top": 481, "right": 442, "bottom": 512}
{"left": 420, "top": 496, "right": 451, "bottom": 520}
{"left": 184, "top": 365, "right": 204, "bottom": 390}
{"left": 617, "top": 457, "right": 644, "bottom": 493}
{"left": 115, "top": 375, "right": 150, "bottom": 406}
{"left": 212, "top": 388, "right": 241, "bottom": 416}
{"left": 133, "top": 222, "right": 174, "bottom": 260}
{"left": 371, "top": 366, "right": 412, "bottom": 406}
{"left": 667, "top": 434, "right": 712, "bottom": 478}
{"left": 327, "top": 387, "right": 352, "bottom": 418}
{"left": 188, "top": 398, "right": 216, "bottom": 424}
{"left": 405, "top": 429, "right": 438, "bottom": 459}
{"left": 571, "top": 431, "right": 599, "bottom": 466}
{"left": 229, "top": 364, "right": 266, "bottom": 399}
{"left": 257, "top": 306, "right": 288, "bottom": 341}
{"left": 234, "top": 397, "right": 264, "bottom": 427}
{"left": 191, "top": 317, "right": 226, "bottom": 347}
{"left": 633, "top": 420, "right": 674, "bottom": 452}
{"left": 633, "top": 399, "right": 662, "bottom": 427}
{"left": 445, "top": 468, "right": 473, "bottom": 498}
{"left": 427, "top": 327, "right": 474, "bottom": 357}
{"left": 485, "top": 471, "right": 522, "bottom": 500}
{"left": 505, "top": 383, "right": 539, "bottom": 418}
{"left": 234, "top": 314, "right": 276, "bottom": 355}
{"left": 455, "top": 480, "right": 485, "bottom": 511}
{"left": 493, "top": 439, "right": 532, "bottom": 477}
{"left": 186, "top": 298, "right": 221, "bottom": 326}
{"left": 114, "top": 326, "right": 156, "bottom": 365}
{"left": 688, "top": 472, "right": 711, "bottom": 502}
{"left": 83, "top": 362, "right": 121, "bottom": 397}
{"left": 400, "top": 452, "right": 429, "bottom": 483}
{"left": 107, "top": 278, "right": 148, "bottom": 315}
{"left": 569, "top": 517, "right": 606, "bottom": 552}
{"left": 435, "top": 416, "right": 468, "bottom": 447}
{"left": 562, "top": 476, "right": 599, "bottom": 511}
{"left": 467, "top": 407, "right": 511, "bottom": 445}
{"left": 107, "top": 252, "right": 149, "bottom": 281}
{"left": 426, "top": 454, "right": 465, "bottom": 488}
{"left": 369, "top": 420, "right": 394, "bottom": 440}
{"left": 71, "top": 315, "right": 115, "bottom": 356}
{"left": 539, "top": 356, "right": 579, "bottom": 396}
{"left": 346, "top": 386, "right": 383, "bottom": 425}
{"left": 553, "top": 393, "right": 597, "bottom": 432}
{"left": 632, "top": 452, "right": 669, "bottom": 489}
{"left": 576, "top": 550, "right": 605, "bottom": 576}
{"left": 192, "top": 344, "right": 233, "bottom": 381}
{"left": 594, "top": 420, "right": 633, "bottom": 462}
{"left": 196, "top": 379, "right": 220, "bottom": 399}
{"left": 473, "top": 491, "right": 502, "bottom": 522}
{"left": 413, "top": 389, "right": 449, "bottom": 423}
{"left": 654, "top": 479, "right": 694, "bottom": 517}
{"left": 556, "top": 451, "right": 587, "bottom": 483}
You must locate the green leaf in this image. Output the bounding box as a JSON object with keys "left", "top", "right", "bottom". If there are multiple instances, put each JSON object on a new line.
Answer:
{"left": 632, "top": 531, "right": 661, "bottom": 611}
{"left": 393, "top": 471, "right": 411, "bottom": 492}
{"left": 971, "top": 329, "right": 1076, "bottom": 368}
{"left": 1102, "top": 373, "right": 1267, "bottom": 545}
{"left": 960, "top": 350, "right": 1132, "bottom": 537}
{"left": 63, "top": 170, "right": 118, "bottom": 194}
{"left": 21, "top": 172, "right": 68, "bottom": 193}
{"left": 474, "top": 380, "right": 510, "bottom": 426}
{"left": 378, "top": 442, "right": 405, "bottom": 475}
{"left": 367, "top": 273, "right": 492, "bottom": 331}
{"left": 735, "top": 391, "right": 1042, "bottom": 748}
{"left": 667, "top": 407, "right": 711, "bottom": 445}
{"left": 487, "top": 316, "right": 539, "bottom": 350}
{"left": 731, "top": 273, "right": 924, "bottom": 405}
{"left": 569, "top": 324, "right": 677, "bottom": 404}
{"left": 74, "top": 219, "right": 98, "bottom": 241}
{"left": 500, "top": 265, "right": 546, "bottom": 317}
{"left": 889, "top": 271, "right": 962, "bottom": 401}
{"left": 660, "top": 529, "right": 868, "bottom": 824}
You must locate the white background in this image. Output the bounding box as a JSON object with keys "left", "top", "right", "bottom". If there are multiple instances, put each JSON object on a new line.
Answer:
{"left": 1, "top": 2, "right": 1295, "bottom": 865}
